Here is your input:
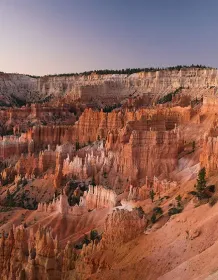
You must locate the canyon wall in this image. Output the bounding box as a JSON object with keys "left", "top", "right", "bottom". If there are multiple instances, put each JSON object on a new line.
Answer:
{"left": 0, "top": 106, "right": 189, "bottom": 159}
{"left": 1, "top": 68, "right": 218, "bottom": 106}
{"left": 200, "top": 135, "right": 218, "bottom": 176}
{"left": 115, "top": 128, "right": 182, "bottom": 184}
{"left": 37, "top": 69, "right": 218, "bottom": 103}
{"left": 0, "top": 73, "right": 40, "bottom": 106}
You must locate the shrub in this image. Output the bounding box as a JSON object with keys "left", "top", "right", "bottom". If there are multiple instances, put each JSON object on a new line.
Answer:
{"left": 175, "top": 195, "right": 182, "bottom": 208}
{"left": 157, "top": 87, "right": 183, "bottom": 104}
{"left": 69, "top": 195, "right": 80, "bottom": 206}
{"left": 153, "top": 207, "right": 163, "bottom": 215}
{"left": 157, "top": 93, "right": 172, "bottom": 104}
{"left": 5, "top": 190, "right": 15, "bottom": 207}
{"left": 83, "top": 234, "right": 91, "bottom": 246}
{"left": 103, "top": 103, "right": 121, "bottom": 112}
{"left": 149, "top": 189, "right": 155, "bottom": 202}
{"left": 151, "top": 213, "right": 156, "bottom": 223}
{"left": 74, "top": 243, "right": 83, "bottom": 250}
{"left": 135, "top": 206, "right": 145, "bottom": 218}
{"left": 90, "top": 230, "right": 99, "bottom": 241}
{"left": 74, "top": 230, "right": 101, "bottom": 250}
{"left": 168, "top": 207, "right": 182, "bottom": 216}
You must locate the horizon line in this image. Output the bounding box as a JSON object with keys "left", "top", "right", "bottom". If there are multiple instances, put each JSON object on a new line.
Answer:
{"left": 0, "top": 64, "right": 216, "bottom": 78}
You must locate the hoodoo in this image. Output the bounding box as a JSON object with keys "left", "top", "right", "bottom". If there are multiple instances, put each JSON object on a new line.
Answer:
{"left": 1, "top": 66, "right": 218, "bottom": 279}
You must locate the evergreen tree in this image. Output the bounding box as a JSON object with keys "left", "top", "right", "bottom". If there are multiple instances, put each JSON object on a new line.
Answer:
{"left": 175, "top": 195, "right": 182, "bottom": 208}
{"left": 195, "top": 167, "right": 206, "bottom": 195}
{"left": 83, "top": 234, "right": 91, "bottom": 245}
{"left": 90, "top": 230, "right": 99, "bottom": 241}
{"left": 151, "top": 213, "right": 156, "bottom": 223}
{"left": 149, "top": 189, "right": 155, "bottom": 202}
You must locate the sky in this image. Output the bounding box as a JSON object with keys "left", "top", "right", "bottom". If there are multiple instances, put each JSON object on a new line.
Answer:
{"left": 0, "top": 0, "right": 218, "bottom": 75}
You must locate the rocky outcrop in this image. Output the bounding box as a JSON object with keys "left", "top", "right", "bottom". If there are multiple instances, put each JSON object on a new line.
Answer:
{"left": 37, "top": 185, "right": 117, "bottom": 216}
{"left": 15, "top": 144, "right": 74, "bottom": 177}
{"left": 37, "top": 192, "right": 88, "bottom": 216}
{"left": 200, "top": 135, "right": 218, "bottom": 176}
{"left": 0, "top": 135, "right": 30, "bottom": 160}
{"left": 0, "top": 225, "right": 62, "bottom": 280}
{"left": 127, "top": 177, "right": 178, "bottom": 201}
{"left": 101, "top": 209, "right": 146, "bottom": 246}
{"left": 75, "top": 209, "right": 146, "bottom": 279}
{"left": 115, "top": 128, "right": 183, "bottom": 184}
{"left": 62, "top": 144, "right": 114, "bottom": 181}
{"left": 0, "top": 208, "right": 145, "bottom": 280}
{"left": 0, "top": 105, "right": 188, "bottom": 160}
{"left": 70, "top": 106, "right": 191, "bottom": 145}
{"left": 82, "top": 185, "right": 117, "bottom": 210}
{"left": 0, "top": 225, "right": 29, "bottom": 280}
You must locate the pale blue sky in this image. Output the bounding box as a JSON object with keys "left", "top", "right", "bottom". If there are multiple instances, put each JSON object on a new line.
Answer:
{"left": 0, "top": 0, "right": 217, "bottom": 75}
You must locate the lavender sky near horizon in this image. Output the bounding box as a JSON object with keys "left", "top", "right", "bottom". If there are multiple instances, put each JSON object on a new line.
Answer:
{"left": 0, "top": 0, "right": 218, "bottom": 75}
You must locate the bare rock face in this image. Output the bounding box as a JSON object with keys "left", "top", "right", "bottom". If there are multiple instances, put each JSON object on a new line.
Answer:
{"left": 116, "top": 129, "right": 182, "bottom": 183}
{"left": 37, "top": 68, "right": 218, "bottom": 104}
{"left": 0, "top": 73, "right": 40, "bottom": 106}
{"left": 82, "top": 185, "right": 117, "bottom": 210}
{"left": 1, "top": 210, "right": 145, "bottom": 280}
{"left": 3, "top": 68, "right": 218, "bottom": 280}
{"left": 126, "top": 177, "right": 178, "bottom": 201}
{"left": 74, "top": 107, "right": 191, "bottom": 146}
{"left": 6, "top": 106, "right": 185, "bottom": 192}
{"left": 0, "top": 226, "right": 29, "bottom": 280}
{"left": 75, "top": 209, "right": 146, "bottom": 279}
{"left": 0, "top": 225, "right": 62, "bottom": 280}
{"left": 0, "top": 106, "right": 188, "bottom": 161}
{"left": 200, "top": 135, "right": 218, "bottom": 176}
{"left": 1, "top": 68, "right": 218, "bottom": 107}
{"left": 37, "top": 191, "right": 88, "bottom": 216}
{"left": 0, "top": 135, "right": 29, "bottom": 160}
{"left": 200, "top": 114, "right": 218, "bottom": 176}
{"left": 101, "top": 209, "right": 146, "bottom": 247}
